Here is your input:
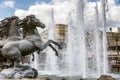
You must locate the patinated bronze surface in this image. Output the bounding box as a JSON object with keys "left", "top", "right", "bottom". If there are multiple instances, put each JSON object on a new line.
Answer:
{"left": 1, "top": 15, "right": 61, "bottom": 67}
{"left": 0, "top": 15, "right": 61, "bottom": 78}
{"left": 0, "top": 16, "right": 22, "bottom": 68}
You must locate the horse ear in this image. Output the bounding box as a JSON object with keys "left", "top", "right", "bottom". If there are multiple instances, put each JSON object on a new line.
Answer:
{"left": 26, "top": 14, "right": 35, "bottom": 19}
{"left": 11, "top": 16, "right": 19, "bottom": 19}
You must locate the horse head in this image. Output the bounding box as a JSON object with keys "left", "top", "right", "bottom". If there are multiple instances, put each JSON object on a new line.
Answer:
{"left": 10, "top": 16, "right": 21, "bottom": 26}
{"left": 26, "top": 15, "right": 45, "bottom": 29}
{"left": 0, "top": 16, "right": 21, "bottom": 39}
{"left": 0, "top": 16, "right": 20, "bottom": 27}
{"left": 0, "top": 17, "right": 11, "bottom": 27}
{"left": 0, "top": 17, "right": 13, "bottom": 38}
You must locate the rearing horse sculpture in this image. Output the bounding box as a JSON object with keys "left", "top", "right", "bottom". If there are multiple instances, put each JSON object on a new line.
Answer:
{"left": 1, "top": 15, "right": 61, "bottom": 67}
{"left": 0, "top": 16, "right": 22, "bottom": 67}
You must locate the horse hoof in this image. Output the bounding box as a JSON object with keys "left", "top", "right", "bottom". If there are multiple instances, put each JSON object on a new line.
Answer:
{"left": 55, "top": 53, "right": 59, "bottom": 56}
{"left": 32, "top": 58, "right": 34, "bottom": 61}
{"left": 58, "top": 45, "right": 62, "bottom": 49}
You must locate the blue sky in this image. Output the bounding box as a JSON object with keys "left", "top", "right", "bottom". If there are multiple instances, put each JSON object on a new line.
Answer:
{"left": 0, "top": 0, "right": 51, "bottom": 19}
{"left": 0, "top": 0, "right": 120, "bottom": 19}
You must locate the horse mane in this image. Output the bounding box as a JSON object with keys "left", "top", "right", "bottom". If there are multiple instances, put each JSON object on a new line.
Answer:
{"left": 21, "top": 15, "right": 36, "bottom": 38}
{"left": 0, "top": 16, "right": 19, "bottom": 39}
{"left": 0, "top": 19, "right": 10, "bottom": 39}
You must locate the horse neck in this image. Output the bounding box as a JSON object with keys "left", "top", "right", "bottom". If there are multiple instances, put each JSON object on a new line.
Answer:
{"left": 8, "top": 19, "right": 21, "bottom": 37}
{"left": 24, "top": 23, "right": 40, "bottom": 37}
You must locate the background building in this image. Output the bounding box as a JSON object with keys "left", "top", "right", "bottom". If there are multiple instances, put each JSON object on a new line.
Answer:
{"left": 107, "top": 27, "right": 120, "bottom": 55}
{"left": 55, "top": 24, "right": 68, "bottom": 49}
{"left": 40, "top": 29, "right": 48, "bottom": 42}
{"left": 107, "top": 27, "right": 120, "bottom": 73}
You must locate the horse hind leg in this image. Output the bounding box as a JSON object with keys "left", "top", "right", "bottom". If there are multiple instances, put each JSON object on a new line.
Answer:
{"left": 9, "top": 49, "right": 21, "bottom": 67}
{"left": 9, "top": 59, "right": 14, "bottom": 67}
{"left": 2, "top": 47, "right": 22, "bottom": 67}
{"left": 13, "top": 51, "right": 22, "bottom": 67}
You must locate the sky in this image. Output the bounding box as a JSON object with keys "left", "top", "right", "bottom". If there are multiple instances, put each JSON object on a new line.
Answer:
{"left": 0, "top": 0, "right": 120, "bottom": 28}
{"left": 0, "top": 0, "right": 51, "bottom": 19}
{"left": 0, "top": 0, "right": 119, "bottom": 19}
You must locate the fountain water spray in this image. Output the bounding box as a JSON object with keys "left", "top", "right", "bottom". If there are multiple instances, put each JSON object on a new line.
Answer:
{"left": 33, "top": 0, "right": 109, "bottom": 78}
{"left": 63, "top": 0, "right": 109, "bottom": 78}
{"left": 94, "top": 2, "right": 101, "bottom": 76}
{"left": 45, "top": 8, "right": 59, "bottom": 74}
{"left": 101, "top": 0, "right": 109, "bottom": 74}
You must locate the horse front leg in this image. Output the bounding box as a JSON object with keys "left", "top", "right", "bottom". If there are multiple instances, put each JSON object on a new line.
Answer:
{"left": 41, "top": 40, "right": 61, "bottom": 50}
{"left": 47, "top": 40, "right": 62, "bottom": 49}
{"left": 49, "top": 44, "right": 58, "bottom": 56}
{"left": 39, "top": 40, "right": 61, "bottom": 56}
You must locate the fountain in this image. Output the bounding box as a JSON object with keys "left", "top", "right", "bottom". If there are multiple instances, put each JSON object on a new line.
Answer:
{"left": 0, "top": 14, "right": 61, "bottom": 79}
{"left": 0, "top": 0, "right": 116, "bottom": 79}
{"left": 33, "top": 0, "right": 111, "bottom": 79}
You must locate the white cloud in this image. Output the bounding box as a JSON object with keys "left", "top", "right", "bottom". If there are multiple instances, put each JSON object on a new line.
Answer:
{"left": 107, "top": 0, "right": 120, "bottom": 22}
{"left": 105, "top": 0, "right": 120, "bottom": 27}
{"left": 15, "top": 3, "right": 54, "bottom": 27}
{"left": 108, "top": 6, "right": 120, "bottom": 21}
{"left": 14, "top": 0, "right": 120, "bottom": 29}
{"left": 14, "top": 9, "right": 29, "bottom": 19}
{"left": 0, "top": 0, "right": 16, "bottom": 10}
{"left": 3, "top": 0, "right": 14, "bottom": 8}
{"left": 15, "top": 0, "right": 75, "bottom": 25}
{"left": 53, "top": 1, "right": 74, "bottom": 24}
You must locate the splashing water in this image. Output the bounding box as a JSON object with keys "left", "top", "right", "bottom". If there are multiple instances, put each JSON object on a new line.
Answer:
{"left": 31, "top": 0, "right": 109, "bottom": 78}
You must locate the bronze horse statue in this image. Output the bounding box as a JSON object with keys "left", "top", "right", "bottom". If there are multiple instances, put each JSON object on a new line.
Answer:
{"left": 1, "top": 15, "right": 61, "bottom": 67}
{"left": 0, "top": 16, "right": 22, "bottom": 67}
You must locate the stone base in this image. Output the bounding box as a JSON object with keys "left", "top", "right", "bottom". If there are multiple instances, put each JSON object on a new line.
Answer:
{"left": 0, "top": 66, "right": 38, "bottom": 79}
{"left": 0, "top": 77, "right": 118, "bottom": 80}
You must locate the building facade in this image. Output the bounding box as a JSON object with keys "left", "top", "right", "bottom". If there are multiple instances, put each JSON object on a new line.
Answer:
{"left": 55, "top": 24, "right": 68, "bottom": 49}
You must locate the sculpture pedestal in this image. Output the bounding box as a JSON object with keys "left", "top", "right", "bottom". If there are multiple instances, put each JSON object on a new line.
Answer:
{"left": 0, "top": 66, "right": 38, "bottom": 79}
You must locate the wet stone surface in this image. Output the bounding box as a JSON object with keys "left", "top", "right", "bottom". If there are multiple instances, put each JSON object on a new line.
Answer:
{"left": 0, "top": 66, "right": 38, "bottom": 79}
